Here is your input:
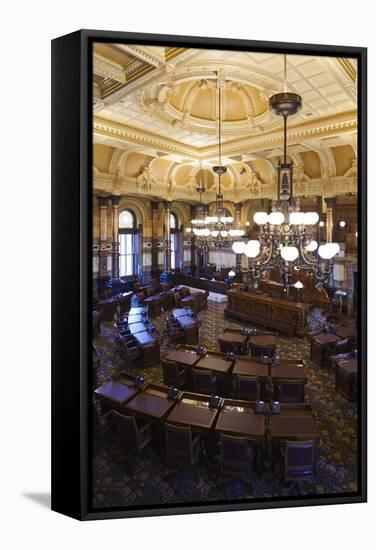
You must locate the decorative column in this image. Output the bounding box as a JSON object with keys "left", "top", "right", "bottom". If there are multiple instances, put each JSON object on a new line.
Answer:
{"left": 235, "top": 202, "right": 243, "bottom": 275}
{"left": 164, "top": 201, "right": 172, "bottom": 273}
{"left": 151, "top": 201, "right": 159, "bottom": 275}
{"left": 325, "top": 197, "right": 336, "bottom": 243}
{"left": 190, "top": 205, "right": 197, "bottom": 276}
{"left": 110, "top": 195, "right": 120, "bottom": 280}
{"left": 98, "top": 196, "right": 108, "bottom": 279}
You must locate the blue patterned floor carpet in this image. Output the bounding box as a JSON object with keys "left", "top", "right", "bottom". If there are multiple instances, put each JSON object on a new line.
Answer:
{"left": 92, "top": 301, "right": 358, "bottom": 508}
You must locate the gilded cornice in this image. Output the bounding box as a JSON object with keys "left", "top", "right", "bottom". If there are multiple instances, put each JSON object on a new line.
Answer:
{"left": 94, "top": 110, "right": 357, "bottom": 161}
{"left": 93, "top": 53, "right": 126, "bottom": 83}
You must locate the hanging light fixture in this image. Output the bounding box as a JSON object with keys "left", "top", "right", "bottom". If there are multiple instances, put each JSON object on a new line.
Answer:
{"left": 205, "top": 72, "right": 244, "bottom": 248}
{"left": 241, "top": 55, "right": 339, "bottom": 290}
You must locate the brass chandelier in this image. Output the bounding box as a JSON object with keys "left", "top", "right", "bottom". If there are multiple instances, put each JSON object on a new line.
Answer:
{"left": 232, "top": 55, "right": 339, "bottom": 289}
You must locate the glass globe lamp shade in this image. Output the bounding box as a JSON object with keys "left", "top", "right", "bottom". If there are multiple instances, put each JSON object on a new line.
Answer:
{"left": 326, "top": 242, "right": 340, "bottom": 257}
{"left": 228, "top": 270, "right": 236, "bottom": 278}
{"left": 319, "top": 221, "right": 325, "bottom": 227}
{"left": 244, "top": 240, "right": 260, "bottom": 258}
{"left": 202, "top": 228, "right": 211, "bottom": 237}
{"left": 192, "top": 228, "right": 199, "bottom": 235}
{"left": 268, "top": 211, "right": 285, "bottom": 225}
{"left": 253, "top": 211, "right": 268, "bottom": 225}
{"left": 318, "top": 243, "right": 339, "bottom": 259}
{"left": 289, "top": 212, "right": 305, "bottom": 225}
{"left": 211, "top": 230, "right": 219, "bottom": 237}
{"left": 280, "top": 246, "right": 299, "bottom": 262}
{"left": 339, "top": 220, "right": 346, "bottom": 228}
{"left": 186, "top": 227, "right": 192, "bottom": 233}
{"left": 294, "top": 280, "right": 304, "bottom": 289}
{"left": 305, "top": 240, "right": 318, "bottom": 252}
{"left": 232, "top": 241, "right": 245, "bottom": 254}
{"left": 220, "top": 230, "right": 228, "bottom": 237}
{"left": 304, "top": 211, "right": 319, "bottom": 225}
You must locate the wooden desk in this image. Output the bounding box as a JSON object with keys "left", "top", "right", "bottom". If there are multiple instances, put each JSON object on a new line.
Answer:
{"left": 129, "top": 322, "right": 148, "bottom": 335}
{"left": 335, "top": 325, "right": 357, "bottom": 339}
{"left": 225, "top": 289, "right": 309, "bottom": 336}
{"left": 173, "top": 308, "right": 190, "bottom": 318}
{"left": 195, "top": 353, "right": 234, "bottom": 374}
{"left": 233, "top": 357, "right": 269, "bottom": 378}
{"left": 215, "top": 408, "right": 265, "bottom": 437}
{"left": 218, "top": 328, "right": 249, "bottom": 354}
{"left": 335, "top": 357, "right": 357, "bottom": 400}
{"left": 133, "top": 331, "right": 160, "bottom": 366}
{"left": 125, "top": 386, "right": 175, "bottom": 420}
{"left": 97, "top": 291, "right": 133, "bottom": 321}
{"left": 249, "top": 335, "right": 277, "bottom": 347}
{"left": 269, "top": 415, "right": 320, "bottom": 440}
{"left": 94, "top": 380, "right": 139, "bottom": 407}
{"left": 311, "top": 332, "right": 340, "bottom": 366}
{"left": 128, "top": 314, "right": 143, "bottom": 324}
{"left": 167, "top": 398, "right": 218, "bottom": 430}
{"left": 270, "top": 366, "right": 307, "bottom": 381}
{"left": 162, "top": 347, "right": 201, "bottom": 367}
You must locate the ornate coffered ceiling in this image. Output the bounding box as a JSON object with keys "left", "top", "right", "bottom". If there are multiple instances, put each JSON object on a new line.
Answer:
{"left": 92, "top": 43, "right": 358, "bottom": 203}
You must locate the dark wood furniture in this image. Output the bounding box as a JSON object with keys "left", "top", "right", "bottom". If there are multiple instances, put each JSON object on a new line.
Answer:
{"left": 219, "top": 434, "right": 254, "bottom": 487}
{"left": 218, "top": 328, "right": 249, "bottom": 354}
{"left": 94, "top": 380, "right": 139, "bottom": 409}
{"left": 282, "top": 440, "right": 316, "bottom": 482}
{"left": 171, "top": 308, "right": 199, "bottom": 344}
{"left": 310, "top": 332, "right": 340, "bottom": 366}
{"left": 166, "top": 394, "right": 219, "bottom": 430}
{"left": 195, "top": 352, "right": 235, "bottom": 374}
{"left": 96, "top": 291, "right": 133, "bottom": 322}
{"left": 335, "top": 357, "right": 358, "bottom": 400}
{"left": 249, "top": 334, "right": 277, "bottom": 357}
{"left": 161, "top": 346, "right": 201, "bottom": 367}
{"left": 215, "top": 400, "right": 265, "bottom": 438}
{"left": 114, "top": 411, "right": 153, "bottom": 455}
{"left": 225, "top": 289, "right": 310, "bottom": 335}
{"left": 164, "top": 423, "right": 200, "bottom": 469}
{"left": 124, "top": 384, "right": 176, "bottom": 420}
{"left": 269, "top": 408, "right": 320, "bottom": 441}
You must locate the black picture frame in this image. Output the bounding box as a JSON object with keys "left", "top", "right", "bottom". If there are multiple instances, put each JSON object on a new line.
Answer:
{"left": 51, "top": 29, "right": 367, "bottom": 520}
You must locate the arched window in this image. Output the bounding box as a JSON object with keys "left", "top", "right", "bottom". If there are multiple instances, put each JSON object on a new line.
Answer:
{"left": 119, "top": 209, "right": 138, "bottom": 277}
{"left": 170, "top": 212, "right": 179, "bottom": 269}
{"left": 119, "top": 210, "right": 135, "bottom": 229}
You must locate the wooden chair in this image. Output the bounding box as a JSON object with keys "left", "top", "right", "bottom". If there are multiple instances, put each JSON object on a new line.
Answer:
{"left": 219, "top": 434, "right": 254, "bottom": 487}
{"left": 165, "top": 423, "right": 200, "bottom": 470}
{"left": 163, "top": 363, "right": 187, "bottom": 388}
{"left": 114, "top": 411, "right": 153, "bottom": 455}
{"left": 192, "top": 368, "right": 216, "bottom": 394}
{"left": 276, "top": 378, "right": 305, "bottom": 403}
{"left": 282, "top": 440, "right": 315, "bottom": 483}
{"left": 236, "top": 375, "right": 260, "bottom": 401}
{"left": 92, "top": 401, "right": 113, "bottom": 438}
{"left": 118, "top": 334, "right": 142, "bottom": 367}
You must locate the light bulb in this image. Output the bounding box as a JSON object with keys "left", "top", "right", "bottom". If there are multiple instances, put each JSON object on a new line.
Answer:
{"left": 232, "top": 241, "right": 245, "bottom": 254}
{"left": 244, "top": 240, "right": 260, "bottom": 258}
{"left": 305, "top": 240, "right": 318, "bottom": 252}
{"left": 304, "top": 211, "right": 319, "bottom": 225}
{"left": 211, "top": 230, "right": 219, "bottom": 237}
{"left": 228, "top": 270, "right": 236, "bottom": 278}
{"left": 280, "top": 246, "right": 299, "bottom": 262}
{"left": 268, "top": 211, "right": 285, "bottom": 225}
{"left": 253, "top": 211, "right": 268, "bottom": 225}
{"left": 289, "top": 212, "right": 305, "bottom": 225}
{"left": 294, "top": 280, "right": 304, "bottom": 289}
{"left": 318, "top": 242, "right": 339, "bottom": 259}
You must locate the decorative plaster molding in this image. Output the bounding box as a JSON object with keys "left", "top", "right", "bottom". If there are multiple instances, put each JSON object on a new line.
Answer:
{"left": 93, "top": 53, "right": 126, "bottom": 84}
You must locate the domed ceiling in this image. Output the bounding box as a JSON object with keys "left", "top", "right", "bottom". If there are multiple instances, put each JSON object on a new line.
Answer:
{"left": 92, "top": 44, "right": 358, "bottom": 203}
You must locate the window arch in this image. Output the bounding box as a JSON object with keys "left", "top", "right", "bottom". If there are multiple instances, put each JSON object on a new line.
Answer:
{"left": 119, "top": 209, "right": 136, "bottom": 229}
{"left": 118, "top": 209, "right": 138, "bottom": 277}
{"left": 169, "top": 212, "right": 177, "bottom": 230}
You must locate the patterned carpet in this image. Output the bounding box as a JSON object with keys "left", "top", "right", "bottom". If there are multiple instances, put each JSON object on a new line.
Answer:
{"left": 92, "top": 299, "right": 358, "bottom": 509}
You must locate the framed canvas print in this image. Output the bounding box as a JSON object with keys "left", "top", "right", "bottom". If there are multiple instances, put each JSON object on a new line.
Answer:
{"left": 51, "top": 30, "right": 367, "bottom": 520}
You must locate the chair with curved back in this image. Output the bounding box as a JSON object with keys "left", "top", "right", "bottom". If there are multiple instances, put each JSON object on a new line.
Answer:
{"left": 282, "top": 440, "right": 315, "bottom": 483}
{"left": 192, "top": 368, "right": 216, "bottom": 394}
{"left": 163, "top": 362, "right": 187, "bottom": 388}
{"left": 118, "top": 333, "right": 142, "bottom": 368}
{"left": 236, "top": 375, "right": 260, "bottom": 401}
{"left": 164, "top": 423, "right": 200, "bottom": 470}
{"left": 114, "top": 411, "right": 153, "bottom": 455}
{"left": 276, "top": 378, "right": 305, "bottom": 403}
{"left": 219, "top": 434, "right": 254, "bottom": 488}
